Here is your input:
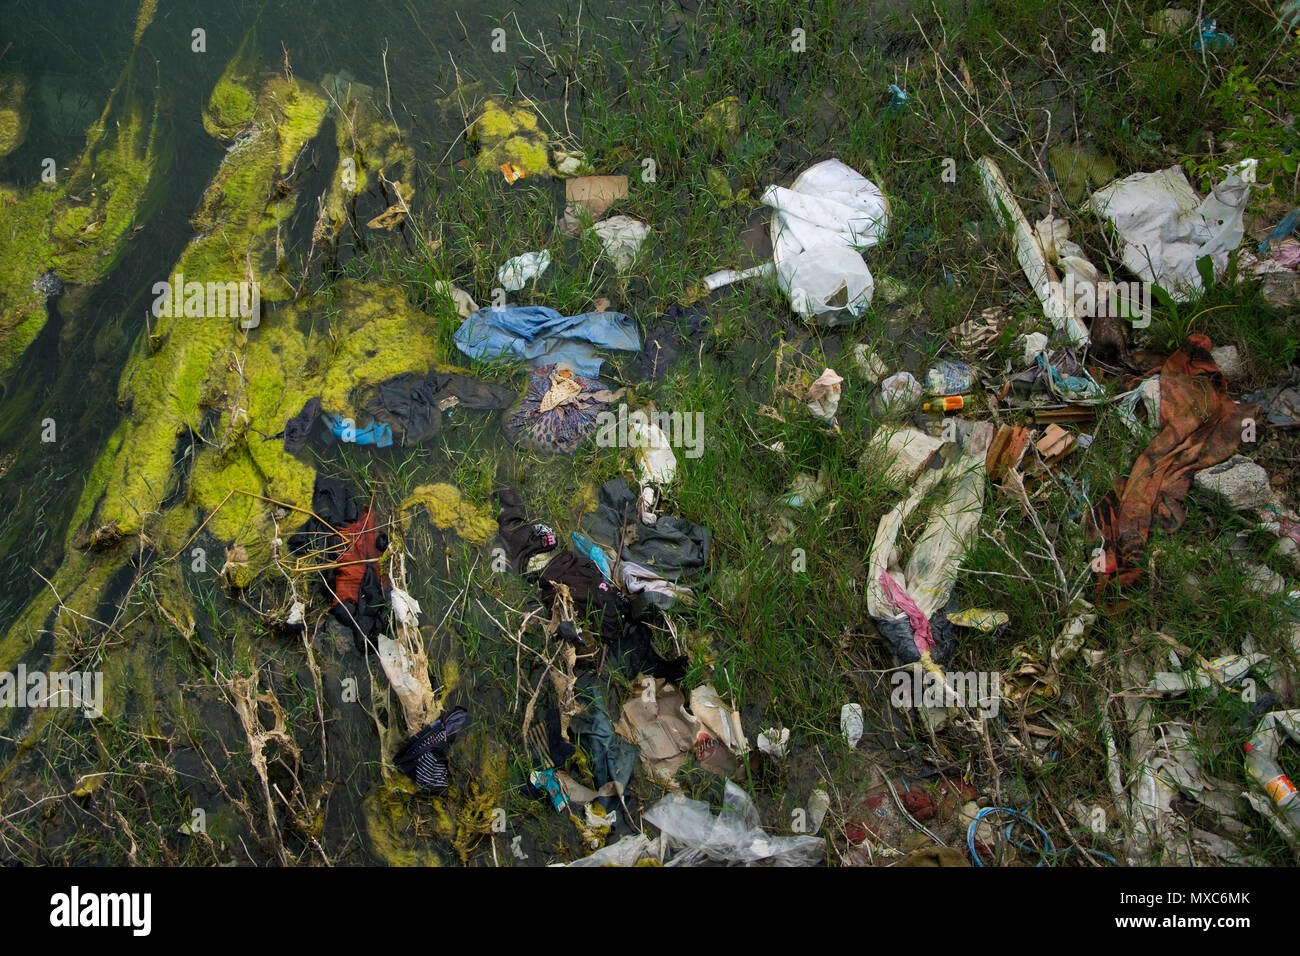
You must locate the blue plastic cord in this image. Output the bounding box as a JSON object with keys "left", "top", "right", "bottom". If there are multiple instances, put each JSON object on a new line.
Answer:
{"left": 967, "top": 806, "right": 1056, "bottom": 867}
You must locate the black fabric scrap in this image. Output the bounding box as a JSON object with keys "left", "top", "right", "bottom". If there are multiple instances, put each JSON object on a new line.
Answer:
{"left": 282, "top": 397, "right": 321, "bottom": 453}
{"left": 624, "top": 305, "right": 708, "bottom": 381}
{"left": 363, "top": 371, "right": 516, "bottom": 445}
{"left": 494, "top": 489, "right": 559, "bottom": 573}
{"left": 871, "top": 593, "right": 959, "bottom": 666}
{"left": 394, "top": 706, "right": 471, "bottom": 793}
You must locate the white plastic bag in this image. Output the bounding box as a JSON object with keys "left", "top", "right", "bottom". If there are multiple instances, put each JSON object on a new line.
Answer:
{"left": 776, "top": 245, "right": 875, "bottom": 321}
{"left": 763, "top": 158, "right": 889, "bottom": 260}
{"left": 1090, "top": 159, "right": 1257, "bottom": 301}
{"left": 642, "top": 780, "right": 824, "bottom": 866}
{"left": 763, "top": 158, "right": 887, "bottom": 322}
{"left": 497, "top": 250, "right": 552, "bottom": 291}
{"left": 591, "top": 215, "right": 650, "bottom": 271}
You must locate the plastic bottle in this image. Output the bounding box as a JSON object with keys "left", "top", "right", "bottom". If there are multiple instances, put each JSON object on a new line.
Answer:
{"left": 922, "top": 396, "right": 964, "bottom": 413}
{"left": 1244, "top": 741, "right": 1300, "bottom": 814}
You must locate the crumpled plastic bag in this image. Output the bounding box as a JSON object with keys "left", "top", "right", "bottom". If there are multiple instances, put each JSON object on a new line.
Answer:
{"left": 873, "top": 371, "right": 922, "bottom": 418}
{"left": 803, "top": 368, "right": 843, "bottom": 423}
{"left": 497, "top": 250, "right": 552, "bottom": 291}
{"left": 866, "top": 421, "right": 993, "bottom": 663}
{"left": 763, "top": 158, "right": 888, "bottom": 322}
{"left": 1090, "top": 159, "right": 1256, "bottom": 301}
{"left": 630, "top": 415, "right": 677, "bottom": 485}
{"left": 592, "top": 215, "right": 650, "bottom": 271}
{"left": 763, "top": 158, "right": 889, "bottom": 260}
{"left": 861, "top": 426, "right": 944, "bottom": 485}
{"left": 642, "top": 780, "right": 824, "bottom": 866}
{"left": 557, "top": 833, "right": 662, "bottom": 867}
{"left": 775, "top": 245, "right": 875, "bottom": 322}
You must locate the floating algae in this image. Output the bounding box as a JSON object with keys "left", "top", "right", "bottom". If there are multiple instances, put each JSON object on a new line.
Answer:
{"left": 361, "top": 730, "right": 509, "bottom": 865}
{"left": 319, "top": 72, "right": 414, "bottom": 240}
{"left": 0, "top": 65, "right": 437, "bottom": 682}
{"left": 133, "top": 0, "right": 157, "bottom": 43}
{"left": 0, "top": 73, "right": 29, "bottom": 157}
{"left": 0, "top": 41, "right": 166, "bottom": 386}
{"left": 401, "top": 484, "right": 496, "bottom": 544}
{"left": 0, "top": 22, "right": 507, "bottom": 868}
{"left": 202, "top": 29, "right": 259, "bottom": 139}
{"left": 468, "top": 98, "right": 554, "bottom": 178}
{"left": 88, "top": 73, "right": 330, "bottom": 547}
{"left": 1, "top": 50, "right": 461, "bottom": 686}
{"left": 184, "top": 281, "right": 459, "bottom": 551}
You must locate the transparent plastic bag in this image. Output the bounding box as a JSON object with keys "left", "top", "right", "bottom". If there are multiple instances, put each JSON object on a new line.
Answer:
{"left": 642, "top": 780, "right": 825, "bottom": 866}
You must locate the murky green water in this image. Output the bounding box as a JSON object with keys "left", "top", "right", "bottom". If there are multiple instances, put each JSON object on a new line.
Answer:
{"left": 0, "top": 0, "right": 674, "bottom": 864}
{"left": 0, "top": 0, "right": 627, "bottom": 633}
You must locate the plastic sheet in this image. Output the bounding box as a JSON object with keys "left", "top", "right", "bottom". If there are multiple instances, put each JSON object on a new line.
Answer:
{"left": 642, "top": 780, "right": 825, "bottom": 866}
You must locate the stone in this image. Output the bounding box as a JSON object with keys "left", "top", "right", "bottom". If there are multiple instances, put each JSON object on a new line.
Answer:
{"left": 1194, "top": 455, "right": 1272, "bottom": 511}
{"left": 1210, "top": 344, "right": 1243, "bottom": 380}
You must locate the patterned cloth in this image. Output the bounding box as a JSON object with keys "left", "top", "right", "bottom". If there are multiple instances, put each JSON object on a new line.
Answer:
{"left": 394, "top": 706, "right": 471, "bottom": 793}
{"left": 504, "top": 364, "right": 613, "bottom": 454}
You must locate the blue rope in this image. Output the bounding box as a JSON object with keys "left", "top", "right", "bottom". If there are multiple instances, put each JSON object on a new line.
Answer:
{"left": 967, "top": 806, "right": 1056, "bottom": 867}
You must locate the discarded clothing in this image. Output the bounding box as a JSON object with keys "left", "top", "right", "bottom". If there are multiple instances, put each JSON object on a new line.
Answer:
{"left": 614, "top": 615, "right": 688, "bottom": 683}
{"left": 497, "top": 487, "right": 689, "bottom": 679}
{"left": 324, "top": 412, "right": 393, "bottom": 447}
{"left": 289, "top": 476, "right": 359, "bottom": 550}
{"left": 454, "top": 305, "right": 640, "bottom": 378}
{"left": 362, "top": 370, "right": 515, "bottom": 445}
{"left": 621, "top": 561, "right": 694, "bottom": 610}
{"left": 537, "top": 548, "right": 622, "bottom": 647}
{"left": 504, "top": 364, "right": 618, "bottom": 454}
{"left": 540, "top": 549, "right": 623, "bottom": 640}
{"left": 328, "top": 507, "right": 390, "bottom": 651}
{"left": 580, "top": 478, "right": 710, "bottom": 582}
{"left": 538, "top": 549, "right": 686, "bottom": 679}
{"left": 570, "top": 679, "right": 636, "bottom": 814}
{"left": 494, "top": 489, "right": 559, "bottom": 574}
{"left": 623, "top": 305, "right": 708, "bottom": 381}
{"left": 289, "top": 477, "right": 390, "bottom": 652}
{"left": 282, "top": 397, "right": 320, "bottom": 453}
{"left": 1093, "top": 335, "right": 1261, "bottom": 588}
{"left": 394, "top": 706, "right": 470, "bottom": 794}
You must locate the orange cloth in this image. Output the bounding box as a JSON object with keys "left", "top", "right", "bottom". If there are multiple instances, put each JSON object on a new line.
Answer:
{"left": 1093, "top": 335, "right": 1260, "bottom": 588}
